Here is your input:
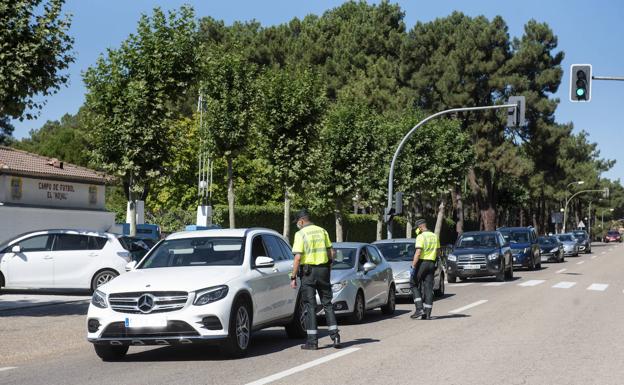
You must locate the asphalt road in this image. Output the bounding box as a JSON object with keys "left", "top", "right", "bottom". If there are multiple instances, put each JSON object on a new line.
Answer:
{"left": 1, "top": 242, "right": 623, "bottom": 385}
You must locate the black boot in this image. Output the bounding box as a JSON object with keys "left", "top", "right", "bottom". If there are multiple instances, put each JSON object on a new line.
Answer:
{"left": 301, "top": 341, "right": 318, "bottom": 350}
{"left": 421, "top": 308, "right": 432, "bottom": 320}
{"left": 410, "top": 308, "right": 424, "bottom": 319}
{"left": 331, "top": 333, "right": 341, "bottom": 349}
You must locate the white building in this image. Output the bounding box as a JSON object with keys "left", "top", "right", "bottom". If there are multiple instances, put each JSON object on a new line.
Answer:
{"left": 0, "top": 146, "right": 115, "bottom": 243}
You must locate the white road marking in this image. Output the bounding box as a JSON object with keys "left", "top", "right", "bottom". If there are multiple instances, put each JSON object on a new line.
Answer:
{"left": 0, "top": 367, "right": 17, "bottom": 372}
{"left": 601, "top": 251, "right": 607, "bottom": 255}
{"left": 449, "top": 300, "right": 488, "bottom": 314}
{"left": 552, "top": 281, "right": 577, "bottom": 289}
{"left": 587, "top": 283, "right": 609, "bottom": 291}
{"left": 591, "top": 255, "right": 597, "bottom": 259}
{"left": 519, "top": 280, "right": 545, "bottom": 287}
{"left": 555, "top": 268, "right": 567, "bottom": 274}
{"left": 577, "top": 261, "right": 585, "bottom": 265}
{"left": 483, "top": 282, "right": 507, "bottom": 286}
{"left": 450, "top": 282, "right": 474, "bottom": 287}
{"left": 245, "top": 348, "right": 360, "bottom": 385}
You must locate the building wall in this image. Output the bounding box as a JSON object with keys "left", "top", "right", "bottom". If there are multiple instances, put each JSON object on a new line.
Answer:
{"left": 0, "top": 206, "right": 115, "bottom": 243}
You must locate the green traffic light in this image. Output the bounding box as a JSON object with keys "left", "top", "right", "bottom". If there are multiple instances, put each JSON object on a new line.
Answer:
{"left": 576, "top": 88, "right": 585, "bottom": 97}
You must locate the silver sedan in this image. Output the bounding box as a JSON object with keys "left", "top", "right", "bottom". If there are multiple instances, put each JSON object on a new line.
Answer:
{"left": 316, "top": 242, "right": 395, "bottom": 323}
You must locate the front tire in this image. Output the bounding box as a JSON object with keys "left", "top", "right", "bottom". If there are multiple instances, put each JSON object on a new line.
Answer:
{"left": 381, "top": 286, "right": 396, "bottom": 315}
{"left": 94, "top": 344, "right": 128, "bottom": 361}
{"left": 447, "top": 274, "right": 457, "bottom": 283}
{"left": 349, "top": 291, "right": 365, "bottom": 324}
{"left": 434, "top": 273, "right": 445, "bottom": 297}
{"left": 222, "top": 299, "right": 252, "bottom": 358}
{"left": 504, "top": 262, "right": 513, "bottom": 280}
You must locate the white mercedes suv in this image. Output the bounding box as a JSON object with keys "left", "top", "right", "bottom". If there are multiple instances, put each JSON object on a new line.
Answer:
{"left": 87, "top": 228, "right": 305, "bottom": 360}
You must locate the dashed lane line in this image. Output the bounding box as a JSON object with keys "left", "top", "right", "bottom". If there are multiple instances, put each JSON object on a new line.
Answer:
{"left": 245, "top": 348, "right": 360, "bottom": 385}
{"left": 0, "top": 367, "right": 17, "bottom": 372}
{"left": 450, "top": 283, "right": 474, "bottom": 287}
{"left": 601, "top": 251, "right": 607, "bottom": 255}
{"left": 483, "top": 282, "right": 507, "bottom": 287}
{"left": 449, "top": 300, "right": 488, "bottom": 314}
{"left": 587, "top": 283, "right": 609, "bottom": 292}
{"left": 577, "top": 261, "right": 585, "bottom": 265}
{"left": 591, "top": 255, "right": 598, "bottom": 259}
{"left": 552, "top": 281, "right": 577, "bottom": 289}
{"left": 519, "top": 280, "right": 545, "bottom": 287}
{"left": 555, "top": 268, "right": 567, "bottom": 274}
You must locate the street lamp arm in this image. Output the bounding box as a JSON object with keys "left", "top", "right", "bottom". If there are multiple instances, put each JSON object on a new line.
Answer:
{"left": 563, "top": 188, "right": 606, "bottom": 233}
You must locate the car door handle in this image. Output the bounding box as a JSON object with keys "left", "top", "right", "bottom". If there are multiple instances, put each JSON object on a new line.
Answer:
{"left": 88, "top": 253, "right": 98, "bottom": 257}
{"left": 272, "top": 267, "right": 279, "bottom": 273}
{"left": 43, "top": 256, "right": 53, "bottom": 260}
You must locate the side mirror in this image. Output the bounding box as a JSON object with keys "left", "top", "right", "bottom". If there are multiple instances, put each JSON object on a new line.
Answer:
{"left": 363, "top": 262, "right": 376, "bottom": 273}
{"left": 11, "top": 245, "right": 21, "bottom": 253}
{"left": 125, "top": 260, "right": 137, "bottom": 272}
{"left": 255, "top": 256, "right": 275, "bottom": 268}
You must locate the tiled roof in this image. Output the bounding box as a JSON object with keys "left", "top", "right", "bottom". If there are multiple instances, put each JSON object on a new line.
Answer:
{"left": 0, "top": 146, "right": 111, "bottom": 184}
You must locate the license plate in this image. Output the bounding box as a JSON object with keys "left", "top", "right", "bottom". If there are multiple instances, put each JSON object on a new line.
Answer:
{"left": 125, "top": 317, "right": 167, "bottom": 328}
{"left": 463, "top": 264, "right": 481, "bottom": 270}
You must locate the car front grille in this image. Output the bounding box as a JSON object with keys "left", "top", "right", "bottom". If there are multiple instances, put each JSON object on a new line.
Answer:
{"left": 109, "top": 291, "right": 189, "bottom": 314}
{"left": 457, "top": 254, "right": 486, "bottom": 266}
{"left": 100, "top": 320, "right": 199, "bottom": 338}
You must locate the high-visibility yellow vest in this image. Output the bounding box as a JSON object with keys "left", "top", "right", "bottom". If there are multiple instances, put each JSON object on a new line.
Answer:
{"left": 416, "top": 231, "right": 439, "bottom": 261}
{"left": 292, "top": 224, "right": 332, "bottom": 265}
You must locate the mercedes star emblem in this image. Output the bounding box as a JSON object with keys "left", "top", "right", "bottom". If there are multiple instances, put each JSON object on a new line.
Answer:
{"left": 138, "top": 294, "right": 155, "bottom": 313}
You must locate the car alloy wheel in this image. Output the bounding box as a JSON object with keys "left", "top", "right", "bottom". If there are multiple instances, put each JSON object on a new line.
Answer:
{"left": 381, "top": 286, "right": 396, "bottom": 315}
{"left": 350, "top": 292, "right": 365, "bottom": 323}
{"left": 236, "top": 306, "right": 250, "bottom": 350}
{"left": 92, "top": 270, "right": 118, "bottom": 291}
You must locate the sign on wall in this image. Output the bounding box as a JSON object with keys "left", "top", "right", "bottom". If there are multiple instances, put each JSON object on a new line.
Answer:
{"left": 1, "top": 176, "right": 105, "bottom": 210}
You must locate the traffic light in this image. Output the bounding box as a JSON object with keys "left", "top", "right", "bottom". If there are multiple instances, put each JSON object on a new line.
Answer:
{"left": 603, "top": 187, "right": 610, "bottom": 199}
{"left": 570, "top": 64, "right": 592, "bottom": 102}
{"left": 507, "top": 96, "right": 526, "bottom": 128}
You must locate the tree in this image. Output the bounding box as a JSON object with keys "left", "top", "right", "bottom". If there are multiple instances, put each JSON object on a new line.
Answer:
{"left": 256, "top": 66, "right": 327, "bottom": 238}
{"left": 0, "top": 0, "right": 74, "bottom": 143}
{"left": 200, "top": 49, "right": 258, "bottom": 228}
{"left": 83, "top": 6, "right": 198, "bottom": 234}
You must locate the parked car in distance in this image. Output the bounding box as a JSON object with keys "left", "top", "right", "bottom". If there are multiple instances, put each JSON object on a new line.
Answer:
{"left": 498, "top": 227, "right": 541, "bottom": 270}
{"left": 538, "top": 236, "right": 564, "bottom": 263}
{"left": 572, "top": 230, "right": 592, "bottom": 253}
{"left": 87, "top": 228, "right": 305, "bottom": 361}
{"left": 555, "top": 233, "right": 580, "bottom": 257}
{"left": 0, "top": 229, "right": 131, "bottom": 292}
{"left": 446, "top": 231, "right": 513, "bottom": 282}
{"left": 327, "top": 242, "right": 395, "bottom": 323}
{"left": 604, "top": 230, "right": 622, "bottom": 243}
{"left": 373, "top": 238, "right": 445, "bottom": 299}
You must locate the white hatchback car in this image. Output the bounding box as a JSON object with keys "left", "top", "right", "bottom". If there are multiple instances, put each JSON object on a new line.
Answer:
{"left": 86, "top": 228, "right": 305, "bottom": 361}
{"left": 0, "top": 229, "right": 131, "bottom": 291}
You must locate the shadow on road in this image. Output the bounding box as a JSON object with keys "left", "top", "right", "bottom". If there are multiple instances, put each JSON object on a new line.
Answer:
{"left": 432, "top": 314, "right": 470, "bottom": 320}
{"left": 0, "top": 301, "right": 89, "bottom": 317}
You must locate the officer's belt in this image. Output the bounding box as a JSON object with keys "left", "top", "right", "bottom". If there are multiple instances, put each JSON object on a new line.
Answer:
{"left": 301, "top": 262, "right": 331, "bottom": 267}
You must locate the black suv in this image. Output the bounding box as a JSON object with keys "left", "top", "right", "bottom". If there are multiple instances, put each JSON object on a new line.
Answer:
{"left": 446, "top": 231, "right": 513, "bottom": 282}
{"left": 497, "top": 227, "right": 541, "bottom": 270}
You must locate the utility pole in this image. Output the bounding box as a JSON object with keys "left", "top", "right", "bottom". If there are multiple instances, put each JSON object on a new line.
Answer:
{"left": 385, "top": 97, "right": 525, "bottom": 239}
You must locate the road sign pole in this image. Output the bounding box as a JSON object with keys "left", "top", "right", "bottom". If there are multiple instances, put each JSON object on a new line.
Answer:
{"left": 386, "top": 102, "right": 520, "bottom": 239}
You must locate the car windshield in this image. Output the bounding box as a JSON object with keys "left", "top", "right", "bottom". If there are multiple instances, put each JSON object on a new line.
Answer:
{"left": 499, "top": 230, "right": 529, "bottom": 244}
{"left": 332, "top": 248, "right": 357, "bottom": 270}
{"left": 607, "top": 231, "right": 620, "bottom": 236}
{"left": 538, "top": 237, "right": 557, "bottom": 245}
{"left": 557, "top": 235, "right": 574, "bottom": 242}
{"left": 139, "top": 237, "right": 244, "bottom": 268}
{"left": 456, "top": 234, "right": 498, "bottom": 248}
{"left": 573, "top": 232, "right": 586, "bottom": 240}
{"left": 375, "top": 242, "right": 414, "bottom": 261}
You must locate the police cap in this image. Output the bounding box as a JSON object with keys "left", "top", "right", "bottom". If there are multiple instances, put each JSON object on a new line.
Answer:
{"left": 293, "top": 209, "right": 311, "bottom": 223}
{"left": 414, "top": 218, "right": 427, "bottom": 227}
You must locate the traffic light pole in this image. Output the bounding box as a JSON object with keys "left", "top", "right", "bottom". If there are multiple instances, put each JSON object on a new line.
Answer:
{"left": 592, "top": 76, "right": 624, "bottom": 81}
{"left": 385, "top": 103, "right": 519, "bottom": 239}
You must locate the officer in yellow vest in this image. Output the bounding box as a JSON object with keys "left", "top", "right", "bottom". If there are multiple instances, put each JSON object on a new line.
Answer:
{"left": 410, "top": 218, "right": 440, "bottom": 320}
{"left": 290, "top": 209, "right": 341, "bottom": 350}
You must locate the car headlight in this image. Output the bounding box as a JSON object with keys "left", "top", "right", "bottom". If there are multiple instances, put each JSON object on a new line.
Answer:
{"left": 91, "top": 290, "right": 108, "bottom": 309}
{"left": 332, "top": 281, "right": 347, "bottom": 293}
{"left": 523, "top": 247, "right": 530, "bottom": 254}
{"left": 193, "top": 285, "right": 229, "bottom": 306}
{"left": 550, "top": 247, "right": 559, "bottom": 253}
{"left": 487, "top": 253, "right": 499, "bottom": 261}
{"left": 448, "top": 254, "right": 457, "bottom": 262}
{"left": 395, "top": 270, "right": 410, "bottom": 280}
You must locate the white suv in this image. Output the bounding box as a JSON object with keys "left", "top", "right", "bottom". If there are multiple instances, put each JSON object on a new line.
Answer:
{"left": 87, "top": 228, "right": 305, "bottom": 360}
{"left": 0, "top": 229, "right": 131, "bottom": 291}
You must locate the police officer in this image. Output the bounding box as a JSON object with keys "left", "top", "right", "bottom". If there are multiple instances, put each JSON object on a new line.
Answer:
{"left": 410, "top": 218, "right": 440, "bottom": 320}
{"left": 290, "top": 209, "right": 341, "bottom": 350}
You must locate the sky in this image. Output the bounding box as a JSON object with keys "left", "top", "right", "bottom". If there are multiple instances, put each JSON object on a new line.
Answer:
{"left": 10, "top": 0, "right": 624, "bottom": 182}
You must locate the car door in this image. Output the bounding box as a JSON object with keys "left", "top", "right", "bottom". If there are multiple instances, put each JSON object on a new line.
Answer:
{"left": 3, "top": 234, "right": 54, "bottom": 288}
{"left": 275, "top": 237, "right": 298, "bottom": 315}
{"left": 262, "top": 235, "right": 295, "bottom": 319}
{"left": 366, "top": 246, "right": 388, "bottom": 307}
{"left": 52, "top": 234, "right": 97, "bottom": 288}
{"left": 247, "top": 234, "right": 282, "bottom": 324}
